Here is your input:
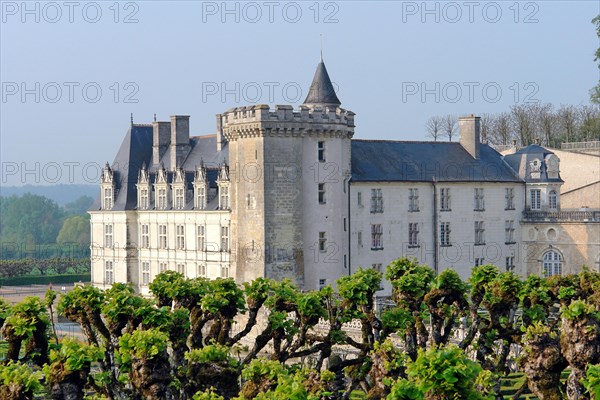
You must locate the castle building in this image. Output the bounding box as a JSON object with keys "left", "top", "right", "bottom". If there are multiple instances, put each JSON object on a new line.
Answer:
{"left": 89, "top": 61, "right": 600, "bottom": 294}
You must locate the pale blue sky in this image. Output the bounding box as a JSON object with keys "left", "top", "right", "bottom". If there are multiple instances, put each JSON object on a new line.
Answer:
{"left": 1, "top": 0, "right": 598, "bottom": 185}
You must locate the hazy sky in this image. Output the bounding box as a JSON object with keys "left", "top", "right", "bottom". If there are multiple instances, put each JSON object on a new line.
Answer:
{"left": 1, "top": 0, "right": 598, "bottom": 185}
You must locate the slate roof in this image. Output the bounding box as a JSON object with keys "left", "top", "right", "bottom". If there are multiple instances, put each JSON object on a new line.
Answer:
{"left": 503, "top": 145, "right": 564, "bottom": 183}
{"left": 90, "top": 126, "right": 228, "bottom": 211}
{"left": 351, "top": 140, "right": 522, "bottom": 182}
{"left": 303, "top": 61, "right": 341, "bottom": 106}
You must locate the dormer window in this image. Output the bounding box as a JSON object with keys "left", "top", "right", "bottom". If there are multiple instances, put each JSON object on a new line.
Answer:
{"left": 194, "top": 164, "right": 208, "bottom": 210}
{"left": 154, "top": 164, "right": 169, "bottom": 210}
{"left": 157, "top": 188, "right": 167, "bottom": 210}
{"left": 172, "top": 167, "right": 186, "bottom": 210}
{"left": 220, "top": 186, "right": 230, "bottom": 210}
{"left": 137, "top": 164, "right": 151, "bottom": 210}
{"left": 103, "top": 187, "right": 113, "bottom": 210}
{"left": 174, "top": 188, "right": 185, "bottom": 210}
{"left": 217, "top": 162, "right": 230, "bottom": 210}
{"left": 101, "top": 162, "right": 114, "bottom": 210}
{"left": 139, "top": 188, "right": 149, "bottom": 210}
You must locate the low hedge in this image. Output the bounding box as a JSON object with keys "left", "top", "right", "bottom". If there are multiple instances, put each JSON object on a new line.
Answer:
{"left": 0, "top": 274, "right": 90, "bottom": 286}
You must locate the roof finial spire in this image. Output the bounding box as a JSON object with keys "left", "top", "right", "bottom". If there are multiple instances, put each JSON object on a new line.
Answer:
{"left": 130, "top": 113, "right": 134, "bottom": 126}
{"left": 320, "top": 33, "right": 323, "bottom": 62}
{"left": 153, "top": 113, "right": 157, "bottom": 122}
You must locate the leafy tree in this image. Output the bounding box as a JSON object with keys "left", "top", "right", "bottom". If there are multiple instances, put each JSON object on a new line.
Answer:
{"left": 1, "top": 296, "right": 50, "bottom": 366}
{"left": 561, "top": 300, "right": 600, "bottom": 400}
{"left": 56, "top": 216, "right": 90, "bottom": 247}
{"left": 591, "top": 15, "right": 600, "bottom": 104}
{"left": 63, "top": 196, "right": 94, "bottom": 216}
{"left": 388, "top": 345, "right": 493, "bottom": 400}
{"left": 0, "top": 193, "right": 65, "bottom": 247}
{"left": 0, "top": 361, "right": 43, "bottom": 400}
{"left": 42, "top": 338, "right": 103, "bottom": 400}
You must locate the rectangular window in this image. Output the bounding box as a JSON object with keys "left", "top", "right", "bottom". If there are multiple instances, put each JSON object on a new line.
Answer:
{"left": 371, "top": 224, "right": 383, "bottom": 250}
{"left": 505, "top": 220, "right": 515, "bottom": 244}
{"left": 158, "top": 188, "right": 167, "bottom": 210}
{"left": 104, "top": 261, "right": 114, "bottom": 284}
{"left": 408, "top": 222, "right": 419, "bottom": 247}
{"left": 505, "top": 188, "right": 514, "bottom": 210}
{"left": 196, "top": 186, "right": 205, "bottom": 209}
{"left": 177, "top": 263, "right": 185, "bottom": 275}
{"left": 141, "top": 261, "right": 150, "bottom": 286}
{"left": 140, "top": 188, "right": 148, "bottom": 210}
{"left": 220, "top": 186, "right": 229, "bottom": 209}
{"left": 549, "top": 190, "right": 558, "bottom": 210}
{"left": 159, "top": 262, "right": 167, "bottom": 273}
{"left": 440, "top": 222, "right": 451, "bottom": 246}
{"left": 475, "top": 221, "right": 485, "bottom": 245}
{"left": 318, "top": 141, "right": 325, "bottom": 162}
{"left": 175, "top": 188, "right": 185, "bottom": 210}
{"left": 176, "top": 225, "right": 185, "bottom": 250}
{"left": 409, "top": 188, "right": 419, "bottom": 212}
{"left": 343, "top": 218, "right": 346, "bottom": 232}
{"left": 198, "top": 264, "right": 206, "bottom": 277}
{"left": 104, "top": 224, "right": 113, "bottom": 248}
{"left": 357, "top": 191, "right": 363, "bottom": 207}
{"left": 475, "top": 257, "right": 485, "bottom": 267}
{"left": 319, "top": 232, "right": 326, "bottom": 252}
{"left": 103, "top": 187, "right": 113, "bottom": 210}
{"left": 221, "top": 226, "right": 229, "bottom": 252}
{"left": 474, "top": 188, "right": 485, "bottom": 211}
{"left": 221, "top": 265, "right": 229, "bottom": 278}
{"left": 440, "top": 188, "right": 451, "bottom": 211}
{"left": 370, "top": 189, "right": 383, "bottom": 213}
{"left": 197, "top": 225, "right": 205, "bottom": 251}
{"left": 318, "top": 183, "right": 326, "bottom": 204}
{"left": 530, "top": 189, "right": 541, "bottom": 210}
{"left": 505, "top": 256, "right": 515, "bottom": 272}
{"left": 319, "top": 278, "right": 327, "bottom": 289}
{"left": 357, "top": 231, "right": 363, "bottom": 247}
{"left": 141, "top": 224, "right": 149, "bottom": 248}
{"left": 158, "top": 225, "right": 167, "bottom": 249}
{"left": 372, "top": 263, "right": 382, "bottom": 273}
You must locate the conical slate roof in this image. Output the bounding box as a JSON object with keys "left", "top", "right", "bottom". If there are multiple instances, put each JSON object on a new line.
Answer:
{"left": 303, "top": 60, "right": 341, "bottom": 106}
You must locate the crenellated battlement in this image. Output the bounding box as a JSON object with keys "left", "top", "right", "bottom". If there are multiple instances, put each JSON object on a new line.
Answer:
{"left": 219, "top": 104, "right": 355, "bottom": 141}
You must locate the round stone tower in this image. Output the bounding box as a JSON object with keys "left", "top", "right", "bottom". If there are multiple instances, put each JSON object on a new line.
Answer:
{"left": 219, "top": 60, "right": 355, "bottom": 289}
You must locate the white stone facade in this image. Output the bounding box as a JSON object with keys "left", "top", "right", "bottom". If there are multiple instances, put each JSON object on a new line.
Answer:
{"left": 89, "top": 62, "right": 599, "bottom": 295}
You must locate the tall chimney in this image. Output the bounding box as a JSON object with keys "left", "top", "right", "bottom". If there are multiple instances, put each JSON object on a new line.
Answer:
{"left": 170, "top": 115, "right": 191, "bottom": 169}
{"left": 216, "top": 113, "right": 224, "bottom": 151}
{"left": 459, "top": 114, "right": 481, "bottom": 159}
{"left": 152, "top": 121, "right": 171, "bottom": 165}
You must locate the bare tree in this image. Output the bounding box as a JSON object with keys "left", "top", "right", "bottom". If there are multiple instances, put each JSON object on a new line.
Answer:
{"left": 557, "top": 105, "right": 579, "bottom": 143}
{"left": 442, "top": 115, "right": 457, "bottom": 141}
{"left": 510, "top": 104, "right": 536, "bottom": 146}
{"left": 578, "top": 104, "right": 600, "bottom": 141}
{"left": 479, "top": 114, "right": 494, "bottom": 144}
{"left": 487, "top": 112, "right": 513, "bottom": 146}
{"left": 534, "top": 103, "right": 556, "bottom": 147}
{"left": 426, "top": 116, "right": 443, "bottom": 142}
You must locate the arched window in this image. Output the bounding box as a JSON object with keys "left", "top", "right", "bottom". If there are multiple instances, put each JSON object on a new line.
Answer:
{"left": 543, "top": 250, "right": 562, "bottom": 277}
{"left": 548, "top": 190, "right": 558, "bottom": 210}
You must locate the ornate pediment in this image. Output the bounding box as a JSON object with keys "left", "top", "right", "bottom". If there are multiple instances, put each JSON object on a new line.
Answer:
{"left": 218, "top": 161, "right": 230, "bottom": 182}
{"left": 101, "top": 162, "right": 114, "bottom": 184}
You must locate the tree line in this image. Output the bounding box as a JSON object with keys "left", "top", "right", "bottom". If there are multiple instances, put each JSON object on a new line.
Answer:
{"left": 1, "top": 258, "right": 599, "bottom": 400}
{"left": 0, "top": 194, "right": 93, "bottom": 260}
{"left": 425, "top": 103, "right": 599, "bottom": 148}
